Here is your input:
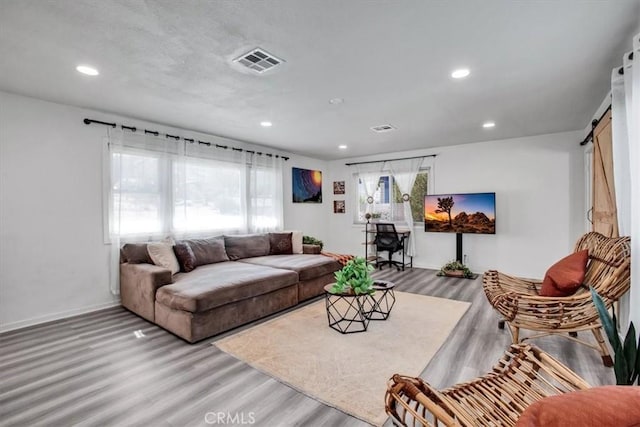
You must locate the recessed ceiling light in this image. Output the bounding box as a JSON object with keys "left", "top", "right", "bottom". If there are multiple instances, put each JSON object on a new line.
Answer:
{"left": 260, "top": 121, "right": 272, "bottom": 127}
{"left": 451, "top": 68, "right": 470, "bottom": 79}
{"left": 329, "top": 98, "right": 344, "bottom": 105}
{"left": 338, "top": 145, "right": 348, "bottom": 149}
{"left": 76, "top": 65, "right": 99, "bottom": 76}
{"left": 483, "top": 121, "right": 496, "bottom": 128}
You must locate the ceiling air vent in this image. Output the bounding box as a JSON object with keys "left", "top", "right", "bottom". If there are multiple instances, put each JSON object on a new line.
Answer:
{"left": 371, "top": 124, "right": 396, "bottom": 133}
{"left": 233, "top": 48, "right": 284, "bottom": 74}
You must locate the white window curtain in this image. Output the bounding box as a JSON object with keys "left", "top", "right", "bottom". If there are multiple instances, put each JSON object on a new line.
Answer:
{"left": 356, "top": 163, "right": 384, "bottom": 214}
{"left": 612, "top": 59, "right": 632, "bottom": 236}
{"left": 610, "top": 33, "right": 639, "bottom": 328}
{"left": 247, "top": 152, "right": 284, "bottom": 233}
{"left": 107, "top": 129, "right": 178, "bottom": 294}
{"left": 629, "top": 34, "right": 640, "bottom": 329}
{"left": 387, "top": 158, "right": 425, "bottom": 257}
{"left": 422, "top": 156, "right": 436, "bottom": 195}
{"left": 178, "top": 140, "right": 247, "bottom": 235}
{"left": 106, "top": 128, "right": 284, "bottom": 295}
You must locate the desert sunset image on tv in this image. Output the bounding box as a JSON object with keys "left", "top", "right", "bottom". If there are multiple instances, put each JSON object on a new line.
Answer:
{"left": 424, "top": 192, "right": 496, "bottom": 234}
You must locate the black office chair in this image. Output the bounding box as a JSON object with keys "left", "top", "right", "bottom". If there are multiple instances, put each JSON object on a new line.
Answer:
{"left": 374, "top": 223, "right": 405, "bottom": 271}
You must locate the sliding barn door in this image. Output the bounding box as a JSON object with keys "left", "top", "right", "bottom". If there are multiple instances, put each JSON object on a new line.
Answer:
{"left": 592, "top": 110, "right": 619, "bottom": 237}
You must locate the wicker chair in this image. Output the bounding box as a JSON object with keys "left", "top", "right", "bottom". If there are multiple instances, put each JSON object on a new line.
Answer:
{"left": 385, "top": 344, "right": 590, "bottom": 427}
{"left": 482, "top": 232, "right": 631, "bottom": 366}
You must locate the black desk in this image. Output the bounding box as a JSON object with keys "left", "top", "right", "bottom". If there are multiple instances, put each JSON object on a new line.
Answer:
{"left": 364, "top": 224, "right": 413, "bottom": 270}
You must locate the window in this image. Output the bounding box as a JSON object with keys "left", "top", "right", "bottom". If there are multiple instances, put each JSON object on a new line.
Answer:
{"left": 109, "top": 145, "right": 282, "bottom": 238}
{"left": 354, "top": 169, "right": 429, "bottom": 223}
{"left": 173, "top": 158, "right": 245, "bottom": 233}
{"left": 111, "top": 151, "right": 164, "bottom": 235}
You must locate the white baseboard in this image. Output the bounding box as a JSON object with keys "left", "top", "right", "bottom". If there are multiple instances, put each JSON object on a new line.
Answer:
{"left": 0, "top": 300, "right": 121, "bottom": 333}
{"left": 411, "top": 261, "right": 441, "bottom": 270}
{"left": 411, "top": 261, "right": 488, "bottom": 274}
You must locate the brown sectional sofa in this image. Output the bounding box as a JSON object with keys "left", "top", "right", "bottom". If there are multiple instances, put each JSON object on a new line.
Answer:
{"left": 120, "top": 234, "right": 340, "bottom": 343}
{"left": 238, "top": 254, "right": 341, "bottom": 300}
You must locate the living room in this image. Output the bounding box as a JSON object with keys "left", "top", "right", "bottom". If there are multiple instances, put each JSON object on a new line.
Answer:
{"left": 1, "top": 1, "right": 639, "bottom": 426}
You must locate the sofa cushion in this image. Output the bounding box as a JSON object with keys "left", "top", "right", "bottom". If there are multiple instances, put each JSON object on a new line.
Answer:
{"left": 515, "top": 385, "right": 640, "bottom": 427}
{"left": 239, "top": 254, "right": 341, "bottom": 281}
{"left": 147, "top": 242, "right": 180, "bottom": 275}
{"left": 269, "top": 232, "right": 293, "bottom": 255}
{"left": 185, "top": 237, "right": 229, "bottom": 265}
{"left": 156, "top": 261, "right": 298, "bottom": 313}
{"left": 173, "top": 242, "right": 197, "bottom": 272}
{"left": 303, "top": 244, "right": 322, "bottom": 254}
{"left": 224, "top": 234, "right": 271, "bottom": 260}
{"left": 121, "top": 243, "right": 153, "bottom": 264}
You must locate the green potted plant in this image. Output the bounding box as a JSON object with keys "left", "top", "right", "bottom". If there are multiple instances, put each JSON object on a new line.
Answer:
{"left": 437, "top": 260, "right": 474, "bottom": 279}
{"left": 302, "top": 235, "right": 323, "bottom": 250}
{"left": 590, "top": 287, "right": 639, "bottom": 385}
{"left": 331, "top": 257, "right": 375, "bottom": 295}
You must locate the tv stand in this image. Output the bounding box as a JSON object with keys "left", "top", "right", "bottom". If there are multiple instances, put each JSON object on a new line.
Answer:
{"left": 456, "top": 232, "right": 463, "bottom": 263}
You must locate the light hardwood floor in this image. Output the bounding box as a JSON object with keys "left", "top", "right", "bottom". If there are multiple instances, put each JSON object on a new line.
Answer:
{"left": 0, "top": 268, "right": 613, "bottom": 427}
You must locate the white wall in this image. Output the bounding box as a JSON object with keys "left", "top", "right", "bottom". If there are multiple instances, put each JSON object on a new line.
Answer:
{"left": 0, "top": 89, "right": 585, "bottom": 330}
{"left": 325, "top": 131, "right": 585, "bottom": 278}
{"left": 1, "top": 92, "right": 116, "bottom": 331}
{"left": 282, "top": 156, "right": 330, "bottom": 242}
{"left": 0, "top": 90, "right": 325, "bottom": 331}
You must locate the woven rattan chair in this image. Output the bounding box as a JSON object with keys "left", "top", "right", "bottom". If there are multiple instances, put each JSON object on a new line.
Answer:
{"left": 483, "top": 232, "right": 631, "bottom": 366}
{"left": 385, "top": 344, "right": 590, "bottom": 427}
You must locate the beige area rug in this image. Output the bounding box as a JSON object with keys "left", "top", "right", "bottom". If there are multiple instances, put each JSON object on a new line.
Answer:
{"left": 214, "top": 292, "right": 470, "bottom": 426}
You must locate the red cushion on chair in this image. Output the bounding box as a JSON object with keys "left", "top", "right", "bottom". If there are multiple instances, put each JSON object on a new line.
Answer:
{"left": 539, "top": 250, "right": 589, "bottom": 297}
{"left": 516, "top": 386, "right": 640, "bottom": 427}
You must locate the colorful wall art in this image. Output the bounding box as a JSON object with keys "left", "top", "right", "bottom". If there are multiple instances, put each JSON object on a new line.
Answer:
{"left": 292, "top": 167, "right": 323, "bottom": 203}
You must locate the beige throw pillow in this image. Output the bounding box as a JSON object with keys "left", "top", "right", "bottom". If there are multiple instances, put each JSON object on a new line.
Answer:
{"left": 147, "top": 241, "right": 180, "bottom": 275}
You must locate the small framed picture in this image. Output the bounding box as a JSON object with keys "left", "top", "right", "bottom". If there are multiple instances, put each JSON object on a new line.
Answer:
{"left": 334, "top": 200, "right": 346, "bottom": 214}
{"left": 333, "top": 181, "right": 345, "bottom": 195}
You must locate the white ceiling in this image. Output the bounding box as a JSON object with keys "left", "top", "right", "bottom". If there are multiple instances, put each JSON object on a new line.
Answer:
{"left": 1, "top": 1, "right": 638, "bottom": 160}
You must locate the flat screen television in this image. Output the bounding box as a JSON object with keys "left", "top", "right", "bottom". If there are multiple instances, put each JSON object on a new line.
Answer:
{"left": 424, "top": 192, "right": 496, "bottom": 234}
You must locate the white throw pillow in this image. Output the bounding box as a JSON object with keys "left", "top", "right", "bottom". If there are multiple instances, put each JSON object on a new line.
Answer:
{"left": 147, "top": 241, "right": 180, "bottom": 275}
{"left": 283, "top": 230, "right": 303, "bottom": 254}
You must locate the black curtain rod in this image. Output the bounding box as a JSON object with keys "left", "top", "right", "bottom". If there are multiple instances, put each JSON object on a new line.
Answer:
{"left": 579, "top": 104, "right": 612, "bottom": 146}
{"left": 84, "top": 118, "right": 115, "bottom": 127}
{"left": 83, "top": 118, "right": 289, "bottom": 161}
{"left": 345, "top": 154, "right": 436, "bottom": 166}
